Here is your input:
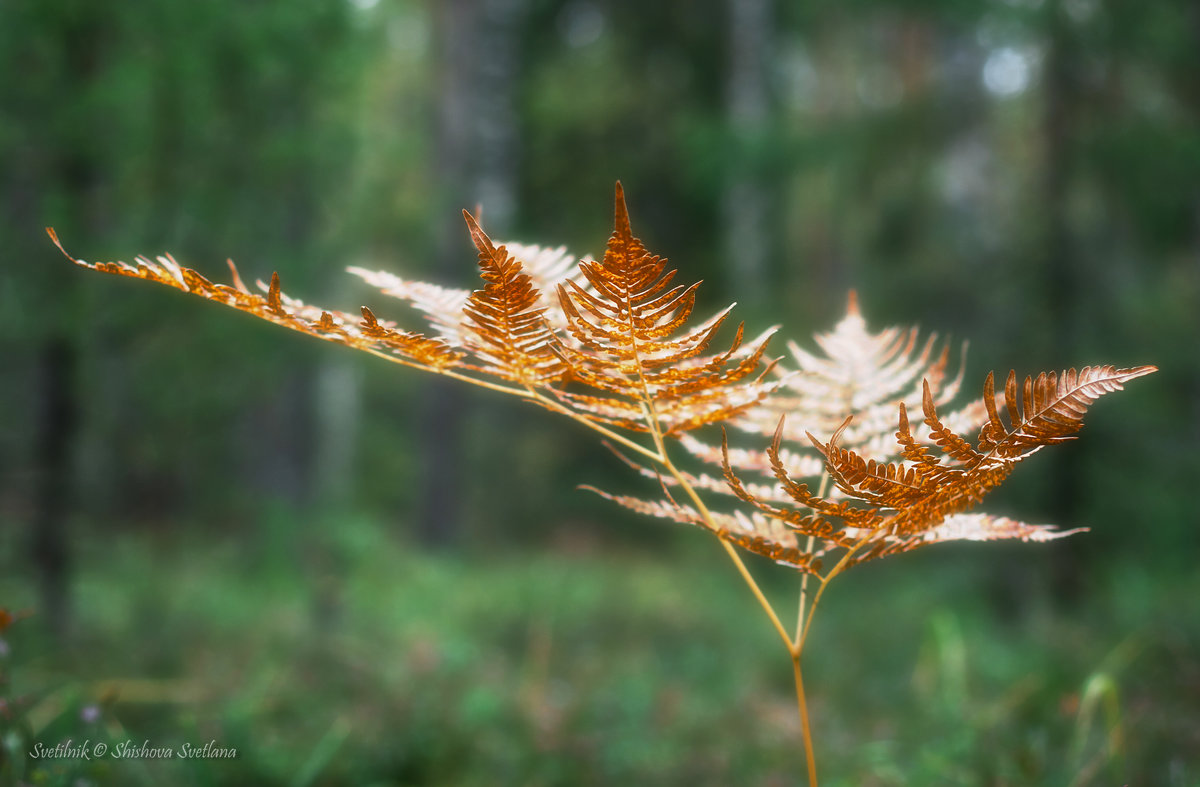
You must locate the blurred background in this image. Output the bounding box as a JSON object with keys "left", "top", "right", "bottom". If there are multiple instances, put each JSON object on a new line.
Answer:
{"left": 0, "top": 0, "right": 1196, "bottom": 784}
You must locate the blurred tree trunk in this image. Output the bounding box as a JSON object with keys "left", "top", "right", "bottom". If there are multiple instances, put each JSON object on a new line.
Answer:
{"left": 723, "top": 0, "right": 773, "bottom": 307}
{"left": 1190, "top": 10, "right": 1200, "bottom": 450}
{"left": 241, "top": 369, "right": 315, "bottom": 506}
{"left": 310, "top": 339, "right": 359, "bottom": 631}
{"left": 31, "top": 339, "right": 77, "bottom": 642}
{"left": 1043, "top": 4, "right": 1076, "bottom": 350}
{"left": 30, "top": 5, "right": 107, "bottom": 640}
{"left": 1193, "top": 198, "right": 1200, "bottom": 450}
{"left": 421, "top": 0, "right": 523, "bottom": 546}
{"left": 474, "top": 0, "right": 523, "bottom": 230}
{"left": 240, "top": 197, "right": 321, "bottom": 511}
{"left": 314, "top": 341, "right": 361, "bottom": 513}
{"left": 1040, "top": 0, "right": 1085, "bottom": 598}
{"left": 421, "top": 0, "right": 475, "bottom": 548}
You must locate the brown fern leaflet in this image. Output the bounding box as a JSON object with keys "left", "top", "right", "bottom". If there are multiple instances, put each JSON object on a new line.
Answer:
{"left": 457, "top": 212, "right": 568, "bottom": 386}
{"left": 46, "top": 228, "right": 462, "bottom": 370}
{"left": 551, "top": 183, "right": 780, "bottom": 434}
{"left": 347, "top": 240, "right": 583, "bottom": 346}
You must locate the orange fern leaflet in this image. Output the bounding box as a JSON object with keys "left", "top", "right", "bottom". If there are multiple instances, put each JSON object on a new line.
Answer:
{"left": 551, "top": 183, "right": 780, "bottom": 434}
{"left": 45, "top": 228, "right": 463, "bottom": 370}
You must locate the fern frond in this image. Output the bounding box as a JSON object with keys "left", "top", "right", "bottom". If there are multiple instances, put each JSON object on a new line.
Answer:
{"left": 669, "top": 348, "right": 1153, "bottom": 571}
{"left": 552, "top": 183, "right": 778, "bottom": 435}
{"left": 674, "top": 294, "right": 979, "bottom": 530}
{"left": 347, "top": 241, "right": 584, "bottom": 344}
{"left": 344, "top": 269, "right": 471, "bottom": 345}
{"left": 736, "top": 292, "right": 975, "bottom": 458}
{"left": 47, "top": 228, "right": 464, "bottom": 369}
{"left": 677, "top": 432, "right": 826, "bottom": 480}
{"left": 802, "top": 364, "right": 1156, "bottom": 543}
{"left": 581, "top": 486, "right": 821, "bottom": 572}
{"left": 669, "top": 296, "right": 1142, "bottom": 568}
{"left": 975, "top": 366, "right": 1157, "bottom": 458}
{"left": 457, "top": 212, "right": 567, "bottom": 386}
{"left": 918, "top": 513, "right": 1087, "bottom": 544}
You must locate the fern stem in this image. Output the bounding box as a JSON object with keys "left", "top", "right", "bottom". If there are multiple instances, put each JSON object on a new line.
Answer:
{"left": 798, "top": 580, "right": 828, "bottom": 656}
{"left": 794, "top": 473, "right": 832, "bottom": 650}
{"left": 792, "top": 654, "right": 819, "bottom": 787}
{"left": 790, "top": 470, "right": 831, "bottom": 786}
{"left": 794, "top": 538, "right": 815, "bottom": 648}
{"left": 529, "top": 391, "right": 663, "bottom": 463}
{"left": 798, "top": 520, "right": 891, "bottom": 653}
{"left": 633, "top": 398, "right": 794, "bottom": 654}
{"left": 359, "top": 348, "right": 535, "bottom": 398}
{"left": 360, "top": 347, "right": 664, "bottom": 463}
{"left": 716, "top": 539, "right": 793, "bottom": 652}
{"left": 622, "top": 299, "right": 802, "bottom": 770}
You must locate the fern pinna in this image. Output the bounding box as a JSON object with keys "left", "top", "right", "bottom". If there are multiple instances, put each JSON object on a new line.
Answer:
{"left": 51, "top": 184, "right": 1154, "bottom": 785}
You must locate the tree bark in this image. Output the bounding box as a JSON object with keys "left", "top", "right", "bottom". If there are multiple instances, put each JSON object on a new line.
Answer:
{"left": 29, "top": 5, "right": 107, "bottom": 639}
{"left": 723, "top": 0, "right": 773, "bottom": 307}
{"left": 31, "top": 338, "right": 78, "bottom": 642}
{"left": 1039, "top": 0, "right": 1086, "bottom": 600}
{"left": 420, "top": 0, "right": 523, "bottom": 546}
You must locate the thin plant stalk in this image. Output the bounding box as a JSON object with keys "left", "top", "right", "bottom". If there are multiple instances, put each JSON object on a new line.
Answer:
{"left": 792, "top": 654, "right": 818, "bottom": 786}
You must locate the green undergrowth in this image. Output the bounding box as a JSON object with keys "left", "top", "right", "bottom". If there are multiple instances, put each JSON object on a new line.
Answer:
{"left": 0, "top": 517, "right": 1195, "bottom": 786}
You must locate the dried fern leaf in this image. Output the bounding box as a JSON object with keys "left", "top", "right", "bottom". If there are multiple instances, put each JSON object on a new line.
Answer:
{"left": 975, "top": 366, "right": 1157, "bottom": 458}
{"left": 54, "top": 198, "right": 1155, "bottom": 579}
{"left": 457, "top": 212, "right": 567, "bottom": 385}
{"left": 677, "top": 432, "right": 827, "bottom": 480}
{"left": 602, "top": 437, "right": 791, "bottom": 505}
{"left": 344, "top": 269, "right": 471, "bottom": 345}
{"left": 47, "top": 228, "right": 463, "bottom": 369}
{"left": 553, "top": 183, "right": 778, "bottom": 435}
{"left": 810, "top": 365, "right": 1157, "bottom": 538}
{"left": 736, "top": 292, "right": 973, "bottom": 460}
{"left": 347, "top": 240, "right": 585, "bottom": 342}
{"left": 581, "top": 487, "right": 821, "bottom": 572}
{"left": 724, "top": 427, "right": 878, "bottom": 535}
{"left": 709, "top": 361, "right": 1154, "bottom": 572}
{"left": 917, "top": 513, "right": 1086, "bottom": 544}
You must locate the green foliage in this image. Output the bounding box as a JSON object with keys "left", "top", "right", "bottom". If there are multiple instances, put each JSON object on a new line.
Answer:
{"left": 2, "top": 522, "right": 1197, "bottom": 785}
{"left": 0, "top": 616, "right": 117, "bottom": 787}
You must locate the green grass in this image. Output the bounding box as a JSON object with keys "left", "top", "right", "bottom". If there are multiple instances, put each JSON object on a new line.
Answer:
{"left": 1, "top": 518, "right": 1196, "bottom": 786}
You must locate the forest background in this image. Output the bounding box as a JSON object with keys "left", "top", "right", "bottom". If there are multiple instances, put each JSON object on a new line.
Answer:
{"left": 0, "top": 0, "right": 1196, "bottom": 784}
